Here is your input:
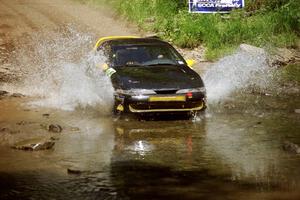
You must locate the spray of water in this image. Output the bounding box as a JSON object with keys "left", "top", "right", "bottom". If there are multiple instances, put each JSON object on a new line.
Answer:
{"left": 203, "top": 47, "right": 273, "bottom": 103}
{"left": 2, "top": 26, "right": 114, "bottom": 112}
{"left": 1, "top": 27, "right": 276, "bottom": 113}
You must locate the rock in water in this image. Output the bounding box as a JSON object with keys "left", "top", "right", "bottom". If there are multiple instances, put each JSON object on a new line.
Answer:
{"left": 49, "top": 124, "right": 62, "bottom": 133}
{"left": 295, "top": 109, "right": 300, "bottom": 114}
{"left": 11, "top": 93, "right": 25, "bottom": 98}
{"left": 0, "top": 90, "right": 9, "bottom": 96}
{"left": 29, "top": 141, "right": 55, "bottom": 151}
{"left": 12, "top": 138, "right": 55, "bottom": 151}
{"left": 283, "top": 141, "right": 300, "bottom": 154}
{"left": 67, "top": 168, "right": 83, "bottom": 175}
{"left": 0, "top": 127, "right": 8, "bottom": 132}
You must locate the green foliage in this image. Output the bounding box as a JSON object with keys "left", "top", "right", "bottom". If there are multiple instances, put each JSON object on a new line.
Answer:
{"left": 281, "top": 64, "right": 300, "bottom": 84}
{"left": 92, "top": 0, "right": 299, "bottom": 60}
{"left": 246, "top": 0, "right": 291, "bottom": 11}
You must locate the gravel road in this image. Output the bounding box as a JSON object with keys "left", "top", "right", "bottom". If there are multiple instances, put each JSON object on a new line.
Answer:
{"left": 0, "top": 0, "right": 138, "bottom": 81}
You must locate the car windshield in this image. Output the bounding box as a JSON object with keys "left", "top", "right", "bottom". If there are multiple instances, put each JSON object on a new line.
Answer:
{"left": 109, "top": 43, "right": 186, "bottom": 67}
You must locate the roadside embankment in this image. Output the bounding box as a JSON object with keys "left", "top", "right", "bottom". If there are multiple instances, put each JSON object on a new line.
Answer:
{"left": 84, "top": 0, "right": 299, "bottom": 61}
{"left": 77, "top": 0, "right": 300, "bottom": 86}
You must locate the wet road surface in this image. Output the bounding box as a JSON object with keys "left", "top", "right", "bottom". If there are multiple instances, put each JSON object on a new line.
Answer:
{"left": 0, "top": 94, "right": 299, "bottom": 200}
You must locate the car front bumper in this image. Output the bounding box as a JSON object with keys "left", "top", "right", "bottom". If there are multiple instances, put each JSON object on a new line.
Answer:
{"left": 114, "top": 92, "right": 206, "bottom": 113}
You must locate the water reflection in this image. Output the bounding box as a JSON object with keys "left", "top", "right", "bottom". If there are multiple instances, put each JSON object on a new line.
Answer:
{"left": 112, "top": 120, "right": 205, "bottom": 168}
{"left": 110, "top": 111, "right": 300, "bottom": 199}
{"left": 1, "top": 97, "right": 300, "bottom": 199}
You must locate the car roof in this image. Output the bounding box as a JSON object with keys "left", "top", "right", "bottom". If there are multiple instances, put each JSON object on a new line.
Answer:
{"left": 93, "top": 36, "right": 167, "bottom": 50}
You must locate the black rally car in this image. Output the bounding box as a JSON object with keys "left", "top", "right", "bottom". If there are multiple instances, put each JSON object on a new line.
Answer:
{"left": 95, "top": 36, "right": 206, "bottom": 114}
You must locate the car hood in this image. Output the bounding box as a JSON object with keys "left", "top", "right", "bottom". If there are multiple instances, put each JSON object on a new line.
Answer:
{"left": 111, "top": 65, "right": 204, "bottom": 90}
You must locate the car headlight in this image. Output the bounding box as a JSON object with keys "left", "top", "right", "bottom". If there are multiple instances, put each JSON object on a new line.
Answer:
{"left": 176, "top": 87, "right": 206, "bottom": 94}
{"left": 115, "top": 89, "right": 156, "bottom": 95}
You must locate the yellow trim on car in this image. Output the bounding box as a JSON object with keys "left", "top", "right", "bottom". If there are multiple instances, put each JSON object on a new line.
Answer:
{"left": 94, "top": 36, "right": 140, "bottom": 50}
{"left": 128, "top": 102, "right": 204, "bottom": 113}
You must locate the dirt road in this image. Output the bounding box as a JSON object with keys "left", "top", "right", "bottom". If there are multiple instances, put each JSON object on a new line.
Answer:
{"left": 0, "top": 0, "right": 138, "bottom": 81}
{"left": 0, "top": 0, "right": 136, "bottom": 39}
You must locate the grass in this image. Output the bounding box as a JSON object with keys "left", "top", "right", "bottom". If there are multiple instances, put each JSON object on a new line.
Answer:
{"left": 78, "top": 0, "right": 299, "bottom": 61}
{"left": 281, "top": 63, "right": 300, "bottom": 84}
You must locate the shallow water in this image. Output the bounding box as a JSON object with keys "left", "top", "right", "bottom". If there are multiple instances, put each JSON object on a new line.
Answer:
{"left": 0, "top": 94, "right": 299, "bottom": 200}
{"left": 1, "top": 27, "right": 300, "bottom": 199}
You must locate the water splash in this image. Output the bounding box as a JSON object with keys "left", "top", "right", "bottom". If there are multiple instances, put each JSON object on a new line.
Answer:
{"left": 203, "top": 47, "right": 273, "bottom": 103}
{"left": 2, "top": 28, "right": 275, "bottom": 112}
{"left": 2, "top": 26, "right": 114, "bottom": 112}
{"left": 29, "top": 58, "right": 114, "bottom": 112}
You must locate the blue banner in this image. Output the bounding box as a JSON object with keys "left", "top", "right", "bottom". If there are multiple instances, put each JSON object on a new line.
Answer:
{"left": 189, "top": 0, "right": 245, "bottom": 13}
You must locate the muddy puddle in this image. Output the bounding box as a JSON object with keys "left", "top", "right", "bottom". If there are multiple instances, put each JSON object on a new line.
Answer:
{"left": 0, "top": 93, "right": 299, "bottom": 200}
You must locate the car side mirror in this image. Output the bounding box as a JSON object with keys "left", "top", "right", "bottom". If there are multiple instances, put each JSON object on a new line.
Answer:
{"left": 186, "top": 59, "right": 196, "bottom": 68}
